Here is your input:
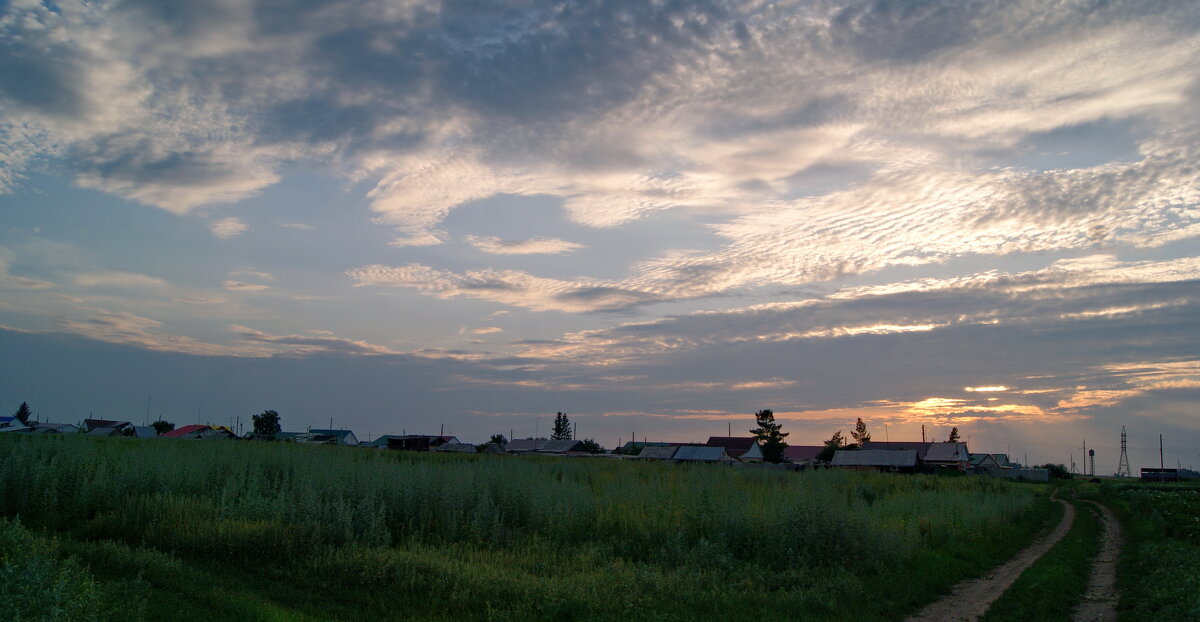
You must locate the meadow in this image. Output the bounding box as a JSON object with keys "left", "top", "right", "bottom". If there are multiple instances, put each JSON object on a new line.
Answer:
{"left": 0, "top": 435, "right": 1055, "bottom": 621}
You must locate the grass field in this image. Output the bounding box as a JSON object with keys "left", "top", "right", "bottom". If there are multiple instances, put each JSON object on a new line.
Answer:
{"left": 0, "top": 435, "right": 1056, "bottom": 621}
{"left": 1084, "top": 481, "right": 1200, "bottom": 622}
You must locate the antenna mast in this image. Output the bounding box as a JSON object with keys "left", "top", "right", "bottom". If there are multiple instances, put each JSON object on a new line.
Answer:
{"left": 1117, "top": 426, "right": 1131, "bottom": 477}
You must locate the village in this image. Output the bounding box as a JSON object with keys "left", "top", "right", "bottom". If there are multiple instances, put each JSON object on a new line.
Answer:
{"left": 0, "top": 409, "right": 1060, "bottom": 480}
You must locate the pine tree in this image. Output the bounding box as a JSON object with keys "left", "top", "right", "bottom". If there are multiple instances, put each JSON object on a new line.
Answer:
{"left": 947, "top": 427, "right": 961, "bottom": 443}
{"left": 151, "top": 420, "right": 175, "bottom": 435}
{"left": 13, "top": 402, "right": 32, "bottom": 426}
{"left": 816, "top": 430, "right": 846, "bottom": 462}
{"left": 749, "top": 409, "right": 789, "bottom": 463}
{"left": 551, "top": 412, "right": 572, "bottom": 440}
{"left": 850, "top": 417, "right": 871, "bottom": 447}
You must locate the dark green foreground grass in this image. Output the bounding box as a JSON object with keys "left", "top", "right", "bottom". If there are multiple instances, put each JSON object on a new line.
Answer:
{"left": 0, "top": 436, "right": 1059, "bottom": 621}
{"left": 1084, "top": 482, "right": 1200, "bottom": 622}
{"left": 980, "top": 496, "right": 1101, "bottom": 622}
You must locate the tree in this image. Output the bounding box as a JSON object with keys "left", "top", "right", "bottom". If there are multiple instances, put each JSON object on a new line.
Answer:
{"left": 1037, "top": 463, "right": 1071, "bottom": 479}
{"left": 252, "top": 410, "right": 282, "bottom": 436}
{"left": 488, "top": 434, "right": 508, "bottom": 446}
{"left": 750, "top": 409, "right": 789, "bottom": 463}
{"left": 816, "top": 430, "right": 846, "bottom": 462}
{"left": 551, "top": 412, "right": 572, "bottom": 440}
{"left": 578, "top": 438, "right": 604, "bottom": 454}
{"left": 151, "top": 420, "right": 175, "bottom": 435}
{"left": 947, "top": 427, "right": 961, "bottom": 443}
{"left": 13, "top": 402, "right": 32, "bottom": 426}
{"left": 850, "top": 417, "right": 871, "bottom": 447}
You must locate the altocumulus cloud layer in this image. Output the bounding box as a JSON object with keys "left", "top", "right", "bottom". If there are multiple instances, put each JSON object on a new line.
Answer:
{"left": 1, "top": 0, "right": 1199, "bottom": 466}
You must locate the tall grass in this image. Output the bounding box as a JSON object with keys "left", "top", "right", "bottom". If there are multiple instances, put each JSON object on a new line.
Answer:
{"left": 0, "top": 435, "right": 1050, "bottom": 620}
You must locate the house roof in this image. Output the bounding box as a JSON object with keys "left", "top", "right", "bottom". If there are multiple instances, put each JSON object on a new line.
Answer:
{"left": 992, "top": 453, "right": 1013, "bottom": 466}
{"left": 674, "top": 446, "right": 733, "bottom": 462}
{"left": 161, "top": 424, "right": 210, "bottom": 438}
{"left": 537, "top": 439, "right": 586, "bottom": 453}
{"left": 970, "top": 453, "right": 996, "bottom": 466}
{"left": 132, "top": 426, "right": 158, "bottom": 438}
{"left": 308, "top": 429, "right": 355, "bottom": 440}
{"left": 832, "top": 449, "right": 919, "bottom": 467}
{"left": 705, "top": 437, "right": 762, "bottom": 458}
{"left": 638, "top": 446, "right": 681, "bottom": 460}
{"left": 924, "top": 443, "right": 970, "bottom": 463}
{"left": 505, "top": 438, "right": 549, "bottom": 452}
{"left": 782, "top": 446, "right": 824, "bottom": 462}
{"left": 0, "top": 425, "right": 33, "bottom": 433}
{"left": 862, "top": 441, "right": 933, "bottom": 458}
{"left": 83, "top": 418, "right": 130, "bottom": 429}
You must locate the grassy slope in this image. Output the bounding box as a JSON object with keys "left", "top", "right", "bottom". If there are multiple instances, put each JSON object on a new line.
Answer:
{"left": 980, "top": 495, "right": 1100, "bottom": 622}
{"left": 0, "top": 436, "right": 1059, "bottom": 621}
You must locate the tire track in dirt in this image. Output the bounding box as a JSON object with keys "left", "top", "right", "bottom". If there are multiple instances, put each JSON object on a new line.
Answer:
{"left": 1073, "top": 500, "right": 1121, "bottom": 622}
{"left": 904, "top": 493, "right": 1075, "bottom": 622}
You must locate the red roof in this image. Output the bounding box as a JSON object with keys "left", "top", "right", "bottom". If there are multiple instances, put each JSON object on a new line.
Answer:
{"left": 161, "top": 424, "right": 209, "bottom": 438}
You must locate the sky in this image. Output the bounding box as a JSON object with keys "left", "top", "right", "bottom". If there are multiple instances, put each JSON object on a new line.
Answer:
{"left": 1, "top": 0, "right": 1198, "bottom": 471}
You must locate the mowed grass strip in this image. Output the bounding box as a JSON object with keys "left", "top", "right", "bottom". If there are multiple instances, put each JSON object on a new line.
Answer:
{"left": 979, "top": 497, "right": 1101, "bottom": 622}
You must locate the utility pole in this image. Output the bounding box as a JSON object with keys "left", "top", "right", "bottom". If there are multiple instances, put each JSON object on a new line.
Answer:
{"left": 921, "top": 424, "right": 926, "bottom": 443}
{"left": 1160, "top": 434, "right": 1165, "bottom": 470}
{"left": 145, "top": 395, "right": 151, "bottom": 425}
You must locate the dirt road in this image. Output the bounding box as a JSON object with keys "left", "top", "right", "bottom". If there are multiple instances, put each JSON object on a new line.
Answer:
{"left": 904, "top": 495, "right": 1075, "bottom": 622}
{"left": 1072, "top": 500, "right": 1121, "bottom": 622}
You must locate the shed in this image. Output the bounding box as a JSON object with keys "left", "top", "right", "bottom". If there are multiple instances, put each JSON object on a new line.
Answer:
{"left": 505, "top": 438, "right": 549, "bottom": 453}
{"left": 536, "top": 439, "right": 587, "bottom": 454}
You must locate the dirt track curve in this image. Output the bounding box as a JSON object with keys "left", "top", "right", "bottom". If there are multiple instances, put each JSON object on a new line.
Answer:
{"left": 1073, "top": 500, "right": 1121, "bottom": 622}
{"left": 904, "top": 493, "right": 1075, "bottom": 622}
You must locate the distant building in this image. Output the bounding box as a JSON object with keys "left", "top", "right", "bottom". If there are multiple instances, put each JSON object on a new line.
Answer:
{"left": 923, "top": 443, "right": 971, "bottom": 470}
{"left": 307, "top": 429, "right": 359, "bottom": 446}
{"left": 431, "top": 442, "right": 477, "bottom": 453}
{"left": 673, "top": 446, "right": 735, "bottom": 463}
{"left": 161, "top": 424, "right": 236, "bottom": 440}
{"left": 1141, "top": 468, "right": 1179, "bottom": 482}
{"left": 83, "top": 419, "right": 135, "bottom": 436}
{"left": 637, "top": 446, "right": 682, "bottom": 460}
{"left": 782, "top": 446, "right": 824, "bottom": 464}
{"left": 30, "top": 422, "right": 80, "bottom": 434}
{"left": 862, "top": 441, "right": 933, "bottom": 460}
{"left": 832, "top": 449, "right": 919, "bottom": 472}
{"left": 705, "top": 437, "right": 764, "bottom": 461}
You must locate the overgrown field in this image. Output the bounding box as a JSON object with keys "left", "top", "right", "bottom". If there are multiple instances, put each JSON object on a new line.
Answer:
{"left": 1087, "top": 482, "right": 1200, "bottom": 622}
{"left": 0, "top": 436, "right": 1054, "bottom": 621}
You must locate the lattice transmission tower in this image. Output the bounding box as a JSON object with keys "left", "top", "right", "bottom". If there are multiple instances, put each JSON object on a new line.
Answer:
{"left": 1117, "top": 425, "right": 1132, "bottom": 477}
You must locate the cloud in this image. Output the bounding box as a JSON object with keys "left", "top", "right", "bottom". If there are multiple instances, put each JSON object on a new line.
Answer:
{"left": 56, "top": 309, "right": 233, "bottom": 356}
{"left": 465, "top": 235, "right": 584, "bottom": 255}
{"left": 281, "top": 222, "right": 315, "bottom": 231}
{"left": 470, "top": 326, "right": 504, "bottom": 335}
{"left": 73, "top": 271, "right": 168, "bottom": 290}
{"left": 231, "top": 325, "right": 398, "bottom": 356}
{"left": 222, "top": 280, "right": 269, "bottom": 292}
{"left": 0, "top": 259, "right": 53, "bottom": 290}
{"left": 209, "top": 217, "right": 249, "bottom": 239}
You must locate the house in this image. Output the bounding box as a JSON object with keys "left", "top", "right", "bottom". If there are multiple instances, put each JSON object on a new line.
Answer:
{"left": 705, "top": 437, "right": 764, "bottom": 461}
{"left": 160, "top": 424, "right": 236, "bottom": 440}
{"left": 431, "top": 442, "right": 477, "bottom": 453}
{"left": 832, "top": 449, "right": 919, "bottom": 472}
{"left": 673, "top": 446, "right": 735, "bottom": 463}
{"left": 782, "top": 446, "right": 824, "bottom": 464}
{"left": 637, "top": 445, "right": 681, "bottom": 460}
{"left": 30, "top": 423, "right": 80, "bottom": 434}
{"left": 83, "top": 419, "right": 135, "bottom": 436}
{"left": 0, "top": 416, "right": 17, "bottom": 428}
{"left": 132, "top": 426, "right": 158, "bottom": 438}
{"left": 307, "top": 429, "right": 359, "bottom": 446}
{"left": 0, "top": 425, "right": 33, "bottom": 434}
{"left": 505, "top": 438, "right": 549, "bottom": 453}
{"left": 535, "top": 439, "right": 588, "bottom": 454}
{"left": 923, "top": 443, "right": 971, "bottom": 470}
{"left": 862, "top": 441, "right": 933, "bottom": 460}
{"left": 970, "top": 453, "right": 1001, "bottom": 470}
